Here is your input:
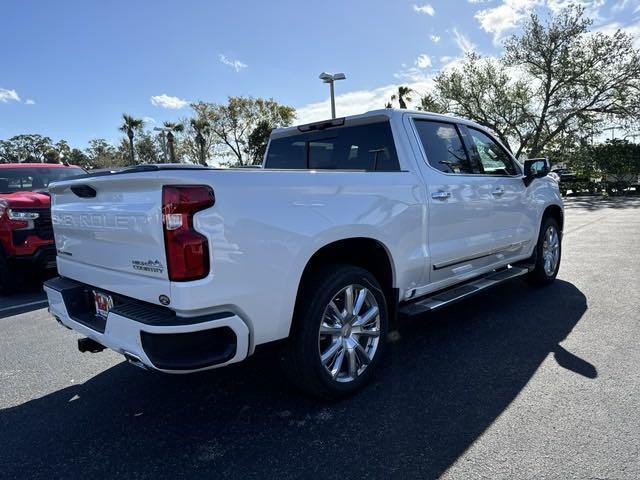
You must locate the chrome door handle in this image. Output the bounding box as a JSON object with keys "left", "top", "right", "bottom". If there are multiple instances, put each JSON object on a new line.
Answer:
{"left": 431, "top": 191, "right": 451, "bottom": 201}
{"left": 491, "top": 187, "right": 505, "bottom": 196}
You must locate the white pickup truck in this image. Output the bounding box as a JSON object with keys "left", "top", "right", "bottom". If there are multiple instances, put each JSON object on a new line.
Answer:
{"left": 44, "top": 109, "right": 563, "bottom": 398}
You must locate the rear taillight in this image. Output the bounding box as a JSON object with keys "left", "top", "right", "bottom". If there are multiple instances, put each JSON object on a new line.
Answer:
{"left": 162, "top": 185, "right": 215, "bottom": 281}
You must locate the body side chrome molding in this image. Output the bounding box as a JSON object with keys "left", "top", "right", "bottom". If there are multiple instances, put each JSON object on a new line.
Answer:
{"left": 432, "top": 240, "right": 530, "bottom": 271}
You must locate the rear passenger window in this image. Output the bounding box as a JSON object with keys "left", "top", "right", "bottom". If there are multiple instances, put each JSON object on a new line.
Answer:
{"left": 414, "top": 120, "right": 475, "bottom": 174}
{"left": 263, "top": 138, "right": 306, "bottom": 169}
{"left": 264, "top": 121, "right": 400, "bottom": 171}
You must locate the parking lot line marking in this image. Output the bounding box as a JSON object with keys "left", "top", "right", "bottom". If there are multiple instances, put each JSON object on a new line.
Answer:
{"left": 0, "top": 300, "right": 48, "bottom": 314}
{"left": 564, "top": 214, "right": 608, "bottom": 236}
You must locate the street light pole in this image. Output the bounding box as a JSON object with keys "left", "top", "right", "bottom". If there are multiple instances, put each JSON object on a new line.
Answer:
{"left": 319, "top": 72, "right": 346, "bottom": 119}
{"left": 329, "top": 81, "right": 336, "bottom": 119}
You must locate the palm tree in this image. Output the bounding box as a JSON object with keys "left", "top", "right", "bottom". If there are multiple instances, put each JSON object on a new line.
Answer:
{"left": 190, "top": 118, "right": 210, "bottom": 166}
{"left": 390, "top": 86, "right": 414, "bottom": 109}
{"left": 163, "top": 121, "right": 184, "bottom": 163}
{"left": 119, "top": 114, "right": 144, "bottom": 164}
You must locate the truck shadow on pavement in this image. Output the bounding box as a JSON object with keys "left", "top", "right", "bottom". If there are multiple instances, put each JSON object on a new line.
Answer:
{"left": 0, "top": 279, "right": 590, "bottom": 479}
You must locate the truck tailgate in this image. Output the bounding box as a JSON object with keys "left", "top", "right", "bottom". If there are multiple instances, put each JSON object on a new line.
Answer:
{"left": 50, "top": 173, "right": 169, "bottom": 287}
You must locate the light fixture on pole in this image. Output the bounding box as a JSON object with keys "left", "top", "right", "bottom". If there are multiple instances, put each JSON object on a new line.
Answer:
{"left": 319, "top": 72, "right": 346, "bottom": 119}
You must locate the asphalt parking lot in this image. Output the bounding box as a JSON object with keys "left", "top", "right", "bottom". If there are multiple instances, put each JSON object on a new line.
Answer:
{"left": 1, "top": 196, "right": 639, "bottom": 479}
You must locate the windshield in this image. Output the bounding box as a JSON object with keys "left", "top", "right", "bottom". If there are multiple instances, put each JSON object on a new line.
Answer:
{"left": 0, "top": 167, "right": 85, "bottom": 193}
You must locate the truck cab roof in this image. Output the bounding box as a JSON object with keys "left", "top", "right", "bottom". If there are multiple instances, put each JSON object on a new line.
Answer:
{"left": 271, "top": 108, "right": 486, "bottom": 139}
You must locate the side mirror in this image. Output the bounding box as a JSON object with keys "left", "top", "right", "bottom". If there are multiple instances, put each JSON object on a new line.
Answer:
{"left": 523, "top": 158, "right": 550, "bottom": 187}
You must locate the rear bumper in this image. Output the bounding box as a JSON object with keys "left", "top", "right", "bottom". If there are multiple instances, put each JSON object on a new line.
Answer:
{"left": 43, "top": 277, "right": 250, "bottom": 373}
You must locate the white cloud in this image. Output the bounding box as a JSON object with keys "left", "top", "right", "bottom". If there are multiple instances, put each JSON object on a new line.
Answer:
{"left": 430, "top": 34, "right": 441, "bottom": 43}
{"left": 546, "top": 0, "right": 605, "bottom": 18}
{"left": 150, "top": 94, "right": 189, "bottom": 109}
{"left": 394, "top": 54, "right": 433, "bottom": 82}
{"left": 413, "top": 4, "right": 435, "bottom": 16}
{"left": 415, "top": 54, "right": 433, "bottom": 68}
{"left": 475, "top": 0, "right": 543, "bottom": 44}
{"left": 473, "top": 1, "right": 608, "bottom": 44}
{"left": 452, "top": 27, "right": 477, "bottom": 53}
{"left": 395, "top": 68, "right": 426, "bottom": 82}
{"left": 218, "top": 54, "right": 248, "bottom": 72}
{"left": 25, "top": 99, "right": 35, "bottom": 105}
{"left": 612, "top": 0, "right": 630, "bottom": 12}
{"left": 0, "top": 88, "right": 20, "bottom": 103}
{"left": 143, "top": 116, "right": 156, "bottom": 124}
{"left": 295, "top": 76, "right": 436, "bottom": 124}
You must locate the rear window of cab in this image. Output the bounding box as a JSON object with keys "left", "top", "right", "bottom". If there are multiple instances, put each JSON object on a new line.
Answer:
{"left": 264, "top": 121, "right": 400, "bottom": 171}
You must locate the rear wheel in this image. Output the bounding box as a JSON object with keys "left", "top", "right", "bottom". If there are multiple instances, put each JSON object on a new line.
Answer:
{"left": 527, "top": 216, "right": 561, "bottom": 285}
{"left": 282, "top": 265, "right": 388, "bottom": 398}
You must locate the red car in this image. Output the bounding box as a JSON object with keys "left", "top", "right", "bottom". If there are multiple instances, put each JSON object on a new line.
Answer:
{"left": 0, "top": 163, "right": 85, "bottom": 291}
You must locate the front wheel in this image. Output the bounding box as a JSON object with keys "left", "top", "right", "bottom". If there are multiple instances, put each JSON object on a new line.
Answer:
{"left": 281, "top": 265, "right": 388, "bottom": 399}
{"left": 527, "top": 216, "right": 562, "bottom": 285}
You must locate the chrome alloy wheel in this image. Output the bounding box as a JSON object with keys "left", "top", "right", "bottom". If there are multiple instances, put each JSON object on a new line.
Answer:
{"left": 542, "top": 225, "right": 560, "bottom": 276}
{"left": 318, "top": 284, "right": 381, "bottom": 383}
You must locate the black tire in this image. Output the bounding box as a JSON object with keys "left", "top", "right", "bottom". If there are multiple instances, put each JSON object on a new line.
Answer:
{"left": 281, "top": 264, "right": 388, "bottom": 399}
{"left": 526, "top": 216, "right": 562, "bottom": 286}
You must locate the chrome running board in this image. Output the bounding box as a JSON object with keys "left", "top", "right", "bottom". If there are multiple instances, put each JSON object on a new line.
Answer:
{"left": 399, "top": 265, "right": 530, "bottom": 317}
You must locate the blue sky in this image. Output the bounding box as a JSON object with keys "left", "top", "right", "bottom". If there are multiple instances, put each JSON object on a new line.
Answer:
{"left": 1, "top": 0, "right": 639, "bottom": 148}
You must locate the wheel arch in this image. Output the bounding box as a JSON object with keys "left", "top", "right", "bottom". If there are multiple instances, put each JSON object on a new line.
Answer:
{"left": 291, "top": 237, "right": 397, "bottom": 333}
{"left": 542, "top": 203, "right": 564, "bottom": 233}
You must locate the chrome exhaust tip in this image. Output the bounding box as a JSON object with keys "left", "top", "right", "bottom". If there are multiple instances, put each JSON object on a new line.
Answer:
{"left": 123, "top": 352, "right": 147, "bottom": 370}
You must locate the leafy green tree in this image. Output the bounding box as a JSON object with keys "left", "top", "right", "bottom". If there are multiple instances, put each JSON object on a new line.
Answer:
{"left": 0, "top": 134, "right": 53, "bottom": 163}
{"left": 67, "top": 148, "right": 89, "bottom": 167}
{"left": 85, "top": 138, "right": 119, "bottom": 169}
{"left": 0, "top": 139, "right": 18, "bottom": 163}
{"left": 135, "top": 131, "right": 162, "bottom": 164}
{"left": 55, "top": 140, "right": 71, "bottom": 163}
{"left": 116, "top": 138, "right": 135, "bottom": 166}
{"left": 429, "top": 53, "right": 531, "bottom": 153}
{"left": 416, "top": 93, "right": 447, "bottom": 114}
{"left": 191, "top": 96, "right": 295, "bottom": 166}
{"left": 119, "top": 114, "right": 144, "bottom": 164}
{"left": 425, "top": 6, "right": 640, "bottom": 157}
{"left": 43, "top": 148, "right": 61, "bottom": 164}
{"left": 592, "top": 140, "right": 640, "bottom": 192}
{"left": 564, "top": 139, "right": 640, "bottom": 194}
{"left": 245, "top": 120, "right": 273, "bottom": 165}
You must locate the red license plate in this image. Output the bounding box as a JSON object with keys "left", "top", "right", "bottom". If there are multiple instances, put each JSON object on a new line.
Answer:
{"left": 93, "top": 291, "right": 113, "bottom": 318}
